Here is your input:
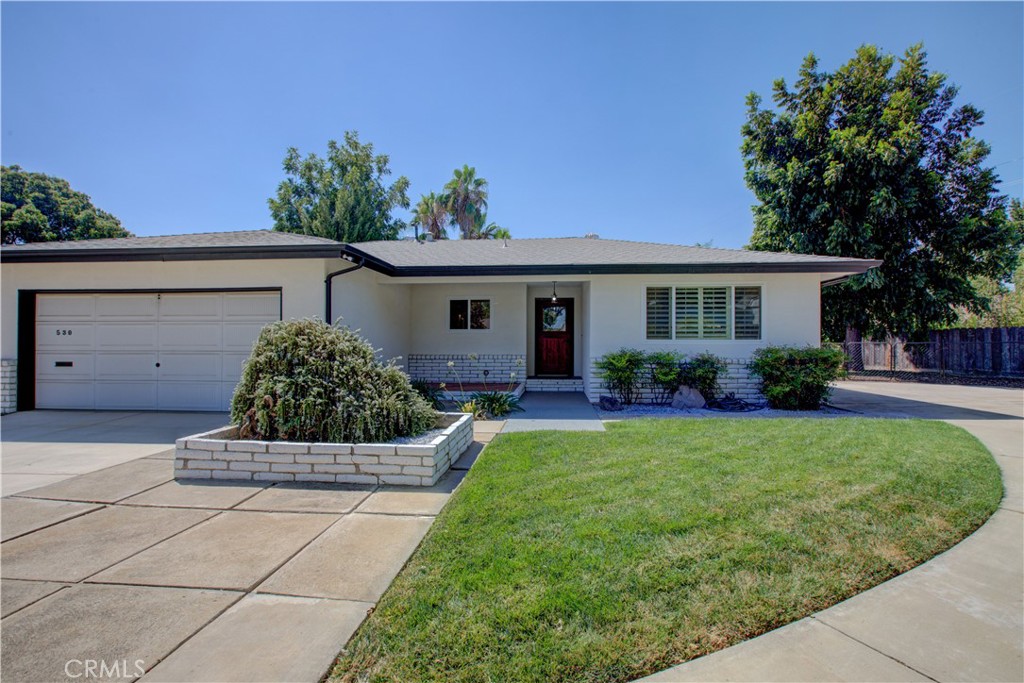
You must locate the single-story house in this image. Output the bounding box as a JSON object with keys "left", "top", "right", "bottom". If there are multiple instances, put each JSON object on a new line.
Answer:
{"left": 0, "top": 230, "right": 880, "bottom": 414}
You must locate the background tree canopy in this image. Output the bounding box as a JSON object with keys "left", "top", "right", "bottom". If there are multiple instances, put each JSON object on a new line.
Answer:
{"left": 742, "top": 44, "right": 1022, "bottom": 340}
{"left": 269, "top": 131, "right": 410, "bottom": 243}
{"left": 1, "top": 165, "right": 131, "bottom": 244}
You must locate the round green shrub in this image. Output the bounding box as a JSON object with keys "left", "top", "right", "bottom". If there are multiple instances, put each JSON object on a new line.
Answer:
{"left": 230, "top": 318, "right": 437, "bottom": 443}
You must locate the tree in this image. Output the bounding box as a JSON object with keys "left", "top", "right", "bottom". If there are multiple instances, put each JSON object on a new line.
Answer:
{"left": 742, "top": 44, "right": 1022, "bottom": 340}
{"left": 1, "top": 165, "right": 131, "bottom": 244}
{"left": 470, "top": 211, "right": 511, "bottom": 240}
{"left": 410, "top": 192, "right": 449, "bottom": 240}
{"left": 952, "top": 200, "right": 1024, "bottom": 328}
{"left": 442, "top": 165, "right": 488, "bottom": 240}
{"left": 269, "top": 131, "right": 410, "bottom": 243}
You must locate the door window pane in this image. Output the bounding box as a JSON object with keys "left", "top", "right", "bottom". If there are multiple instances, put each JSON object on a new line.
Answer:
{"left": 542, "top": 306, "right": 566, "bottom": 331}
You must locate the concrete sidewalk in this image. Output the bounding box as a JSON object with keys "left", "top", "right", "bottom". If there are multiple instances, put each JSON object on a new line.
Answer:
{"left": 639, "top": 381, "right": 1023, "bottom": 682}
{"left": 1, "top": 422, "right": 487, "bottom": 683}
{"left": 503, "top": 392, "right": 605, "bottom": 432}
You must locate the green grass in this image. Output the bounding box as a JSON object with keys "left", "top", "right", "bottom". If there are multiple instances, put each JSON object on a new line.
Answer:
{"left": 330, "top": 418, "right": 1002, "bottom": 683}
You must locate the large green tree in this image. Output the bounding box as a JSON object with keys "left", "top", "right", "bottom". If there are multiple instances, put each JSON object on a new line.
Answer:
{"left": 410, "top": 192, "right": 449, "bottom": 240}
{"left": 742, "top": 44, "right": 1022, "bottom": 340}
{"left": 1, "top": 165, "right": 131, "bottom": 244}
{"left": 269, "top": 131, "right": 410, "bottom": 243}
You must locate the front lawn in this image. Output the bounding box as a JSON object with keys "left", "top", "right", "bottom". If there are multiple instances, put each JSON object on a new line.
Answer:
{"left": 331, "top": 418, "right": 1001, "bottom": 683}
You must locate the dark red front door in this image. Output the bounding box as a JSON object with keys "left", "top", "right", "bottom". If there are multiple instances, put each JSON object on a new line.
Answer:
{"left": 535, "top": 299, "right": 574, "bottom": 376}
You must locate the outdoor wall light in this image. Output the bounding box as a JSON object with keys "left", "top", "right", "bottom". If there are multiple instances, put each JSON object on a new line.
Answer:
{"left": 551, "top": 281, "right": 559, "bottom": 303}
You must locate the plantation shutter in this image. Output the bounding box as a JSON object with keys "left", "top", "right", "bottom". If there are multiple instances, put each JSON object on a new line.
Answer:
{"left": 646, "top": 287, "right": 671, "bottom": 339}
{"left": 674, "top": 288, "right": 700, "bottom": 338}
{"left": 701, "top": 287, "right": 730, "bottom": 339}
{"left": 734, "top": 286, "right": 761, "bottom": 340}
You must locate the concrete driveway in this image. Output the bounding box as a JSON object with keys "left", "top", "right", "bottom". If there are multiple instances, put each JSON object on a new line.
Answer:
{"left": 1, "top": 411, "right": 231, "bottom": 496}
{"left": 1, "top": 411, "right": 493, "bottom": 682}
{"left": 642, "top": 380, "right": 1023, "bottom": 682}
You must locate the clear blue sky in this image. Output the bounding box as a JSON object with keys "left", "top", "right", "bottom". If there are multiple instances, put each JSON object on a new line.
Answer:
{"left": 2, "top": 2, "right": 1021, "bottom": 247}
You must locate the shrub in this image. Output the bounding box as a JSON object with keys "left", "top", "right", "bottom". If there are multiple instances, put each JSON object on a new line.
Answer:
{"left": 595, "top": 348, "right": 647, "bottom": 404}
{"left": 646, "top": 350, "right": 684, "bottom": 404}
{"left": 471, "top": 391, "right": 524, "bottom": 418}
{"left": 749, "top": 346, "right": 847, "bottom": 410}
{"left": 231, "top": 318, "right": 436, "bottom": 443}
{"left": 411, "top": 379, "right": 445, "bottom": 410}
{"left": 679, "top": 352, "right": 728, "bottom": 401}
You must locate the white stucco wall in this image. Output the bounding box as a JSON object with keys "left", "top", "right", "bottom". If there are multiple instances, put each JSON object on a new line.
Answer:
{"left": 0, "top": 258, "right": 329, "bottom": 359}
{"left": 329, "top": 264, "right": 411, "bottom": 364}
{"left": 406, "top": 282, "right": 528, "bottom": 356}
{"left": 586, "top": 272, "right": 821, "bottom": 359}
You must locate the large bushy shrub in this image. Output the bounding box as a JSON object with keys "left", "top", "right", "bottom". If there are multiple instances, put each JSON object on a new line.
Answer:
{"left": 595, "top": 348, "right": 647, "bottom": 404}
{"left": 646, "top": 350, "right": 685, "bottom": 404}
{"left": 679, "top": 352, "right": 728, "bottom": 401}
{"left": 231, "top": 319, "right": 436, "bottom": 443}
{"left": 749, "top": 346, "right": 847, "bottom": 410}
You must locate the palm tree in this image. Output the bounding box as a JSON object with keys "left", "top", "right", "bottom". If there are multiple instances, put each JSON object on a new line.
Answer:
{"left": 410, "top": 192, "right": 449, "bottom": 240}
{"left": 442, "top": 165, "right": 488, "bottom": 240}
{"left": 469, "top": 211, "right": 511, "bottom": 240}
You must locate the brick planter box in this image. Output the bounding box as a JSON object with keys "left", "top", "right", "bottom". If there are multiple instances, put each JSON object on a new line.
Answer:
{"left": 174, "top": 412, "right": 473, "bottom": 487}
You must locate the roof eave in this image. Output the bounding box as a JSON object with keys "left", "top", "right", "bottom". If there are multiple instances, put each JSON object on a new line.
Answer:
{"left": 1, "top": 244, "right": 345, "bottom": 263}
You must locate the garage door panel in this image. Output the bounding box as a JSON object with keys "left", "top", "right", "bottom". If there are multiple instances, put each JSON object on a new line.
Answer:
{"left": 36, "top": 382, "right": 95, "bottom": 409}
{"left": 35, "top": 291, "right": 278, "bottom": 412}
{"left": 159, "top": 382, "right": 222, "bottom": 411}
{"left": 94, "top": 295, "right": 159, "bottom": 319}
{"left": 95, "top": 353, "right": 159, "bottom": 381}
{"left": 36, "top": 353, "right": 95, "bottom": 381}
{"left": 36, "top": 295, "right": 96, "bottom": 320}
{"left": 159, "top": 294, "right": 222, "bottom": 318}
{"left": 36, "top": 324, "right": 95, "bottom": 352}
{"left": 223, "top": 323, "right": 267, "bottom": 351}
{"left": 224, "top": 293, "right": 279, "bottom": 319}
{"left": 95, "top": 324, "right": 158, "bottom": 350}
{"left": 95, "top": 382, "right": 158, "bottom": 410}
{"left": 158, "top": 353, "right": 221, "bottom": 382}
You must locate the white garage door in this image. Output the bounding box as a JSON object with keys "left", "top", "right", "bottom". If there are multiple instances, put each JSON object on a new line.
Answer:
{"left": 35, "top": 291, "right": 280, "bottom": 411}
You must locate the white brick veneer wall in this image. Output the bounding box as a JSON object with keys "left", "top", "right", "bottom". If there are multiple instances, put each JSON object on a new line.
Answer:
{"left": 588, "top": 358, "right": 761, "bottom": 403}
{"left": 1, "top": 359, "right": 16, "bottom": 415}
{"left": 174, "top": 412, "right": 473, "bottom": 487}
{"left": 408, "top": 354, "right": 525, "bottom": 384}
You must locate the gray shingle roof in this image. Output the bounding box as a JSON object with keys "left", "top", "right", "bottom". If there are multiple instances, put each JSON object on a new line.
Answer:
{"left": 1, "top": 230, "right": 344, "bottom": 262}
{"left": 345, "top": 237, "right": 881, "bottom": 276}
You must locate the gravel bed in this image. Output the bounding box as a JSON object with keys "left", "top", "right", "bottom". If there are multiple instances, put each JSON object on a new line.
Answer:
{"left": 391, "top": 427, "right": 446, "bottom": 444}
{"left": 597, "top": 404, "right": 900, "bottom": 420}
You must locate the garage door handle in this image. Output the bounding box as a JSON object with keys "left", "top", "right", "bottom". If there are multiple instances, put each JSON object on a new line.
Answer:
{"left": 155, "top": 362, "right": 161, "bottom": 368}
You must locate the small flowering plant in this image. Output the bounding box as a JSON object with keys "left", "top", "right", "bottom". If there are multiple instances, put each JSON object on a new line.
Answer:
{"left": 443, "top": 355, "right": 524, "bottom": 418}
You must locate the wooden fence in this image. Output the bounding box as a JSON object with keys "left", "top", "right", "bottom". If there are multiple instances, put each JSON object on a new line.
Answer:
{"left": 843, "top": 327, "right": 1024, "bottom": 377}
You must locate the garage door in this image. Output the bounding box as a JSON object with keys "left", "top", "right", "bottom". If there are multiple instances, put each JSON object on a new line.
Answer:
{"left": 35, "top": 291, "right": 280, "bottom": 411}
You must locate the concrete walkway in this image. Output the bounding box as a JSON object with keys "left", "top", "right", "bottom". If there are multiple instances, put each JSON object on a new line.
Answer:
{"left": 1, "top": 411, "right": 230, "bottom": 496}
{"left": 640, "top": 380, "right": 1023, "bottom": 682}
{"left": 503, "top": 392, "right": 605, "bottom": 432}
{"left": 1, "top": 415, "right": 489, "bottom": 683}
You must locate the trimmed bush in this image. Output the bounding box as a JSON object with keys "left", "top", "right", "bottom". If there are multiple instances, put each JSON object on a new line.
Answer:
{"left": 595, "top": 348, "right": 647, "bottom": 404}
{"left": 646, "top": 351, "right": 685, "bottom": 404}
{"left": 231, "top": 318, "right": 436, "bottom": 443}
{"left": 679, "top": 352, "right": 728, "bottom": 401}
{"left": 749, "top": 346, "right": 847, "bottom": 410}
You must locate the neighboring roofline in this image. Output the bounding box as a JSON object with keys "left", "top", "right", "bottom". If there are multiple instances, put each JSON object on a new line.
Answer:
{"left": 1, "top": 244, "right": 345, "bottom": 263}
{"left": 341, "top": 245, "right": 883, "bottom": 277}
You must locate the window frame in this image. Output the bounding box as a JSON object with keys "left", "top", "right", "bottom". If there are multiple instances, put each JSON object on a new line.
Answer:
{"left": 643, "top": 283, "right": 764, "bottom": 342}
{"left": 447, "top": 297, "right": 493, "bottom": 333}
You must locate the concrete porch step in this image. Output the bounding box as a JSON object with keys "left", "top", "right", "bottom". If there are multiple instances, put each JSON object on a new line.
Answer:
{"left": 525, "top": 377, "right": 584, "bottom": 392}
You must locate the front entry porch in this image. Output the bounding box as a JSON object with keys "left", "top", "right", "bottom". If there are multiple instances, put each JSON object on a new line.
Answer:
{"left": 501, "top": 392, "right": 605, "bottom": 432}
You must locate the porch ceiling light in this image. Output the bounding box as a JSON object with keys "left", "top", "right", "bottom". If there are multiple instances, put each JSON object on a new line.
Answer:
{"left": 551, "top": 281, "right": 559, "bottom": 303}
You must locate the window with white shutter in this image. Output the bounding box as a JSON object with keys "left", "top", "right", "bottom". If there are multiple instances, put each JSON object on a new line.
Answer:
{"left": 645, "top": 285, "right": 761, "bottom": 340}
{"left": 646, "top": 287, "right": 671, "bottom": 339}
{"left": 734, "top": 287, "right": 761, "bottom": 340}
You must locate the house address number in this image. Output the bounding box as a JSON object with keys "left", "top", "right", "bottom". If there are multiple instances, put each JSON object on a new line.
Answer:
{"left": 56, "top": 329, "right": 73, "bottom": 336}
